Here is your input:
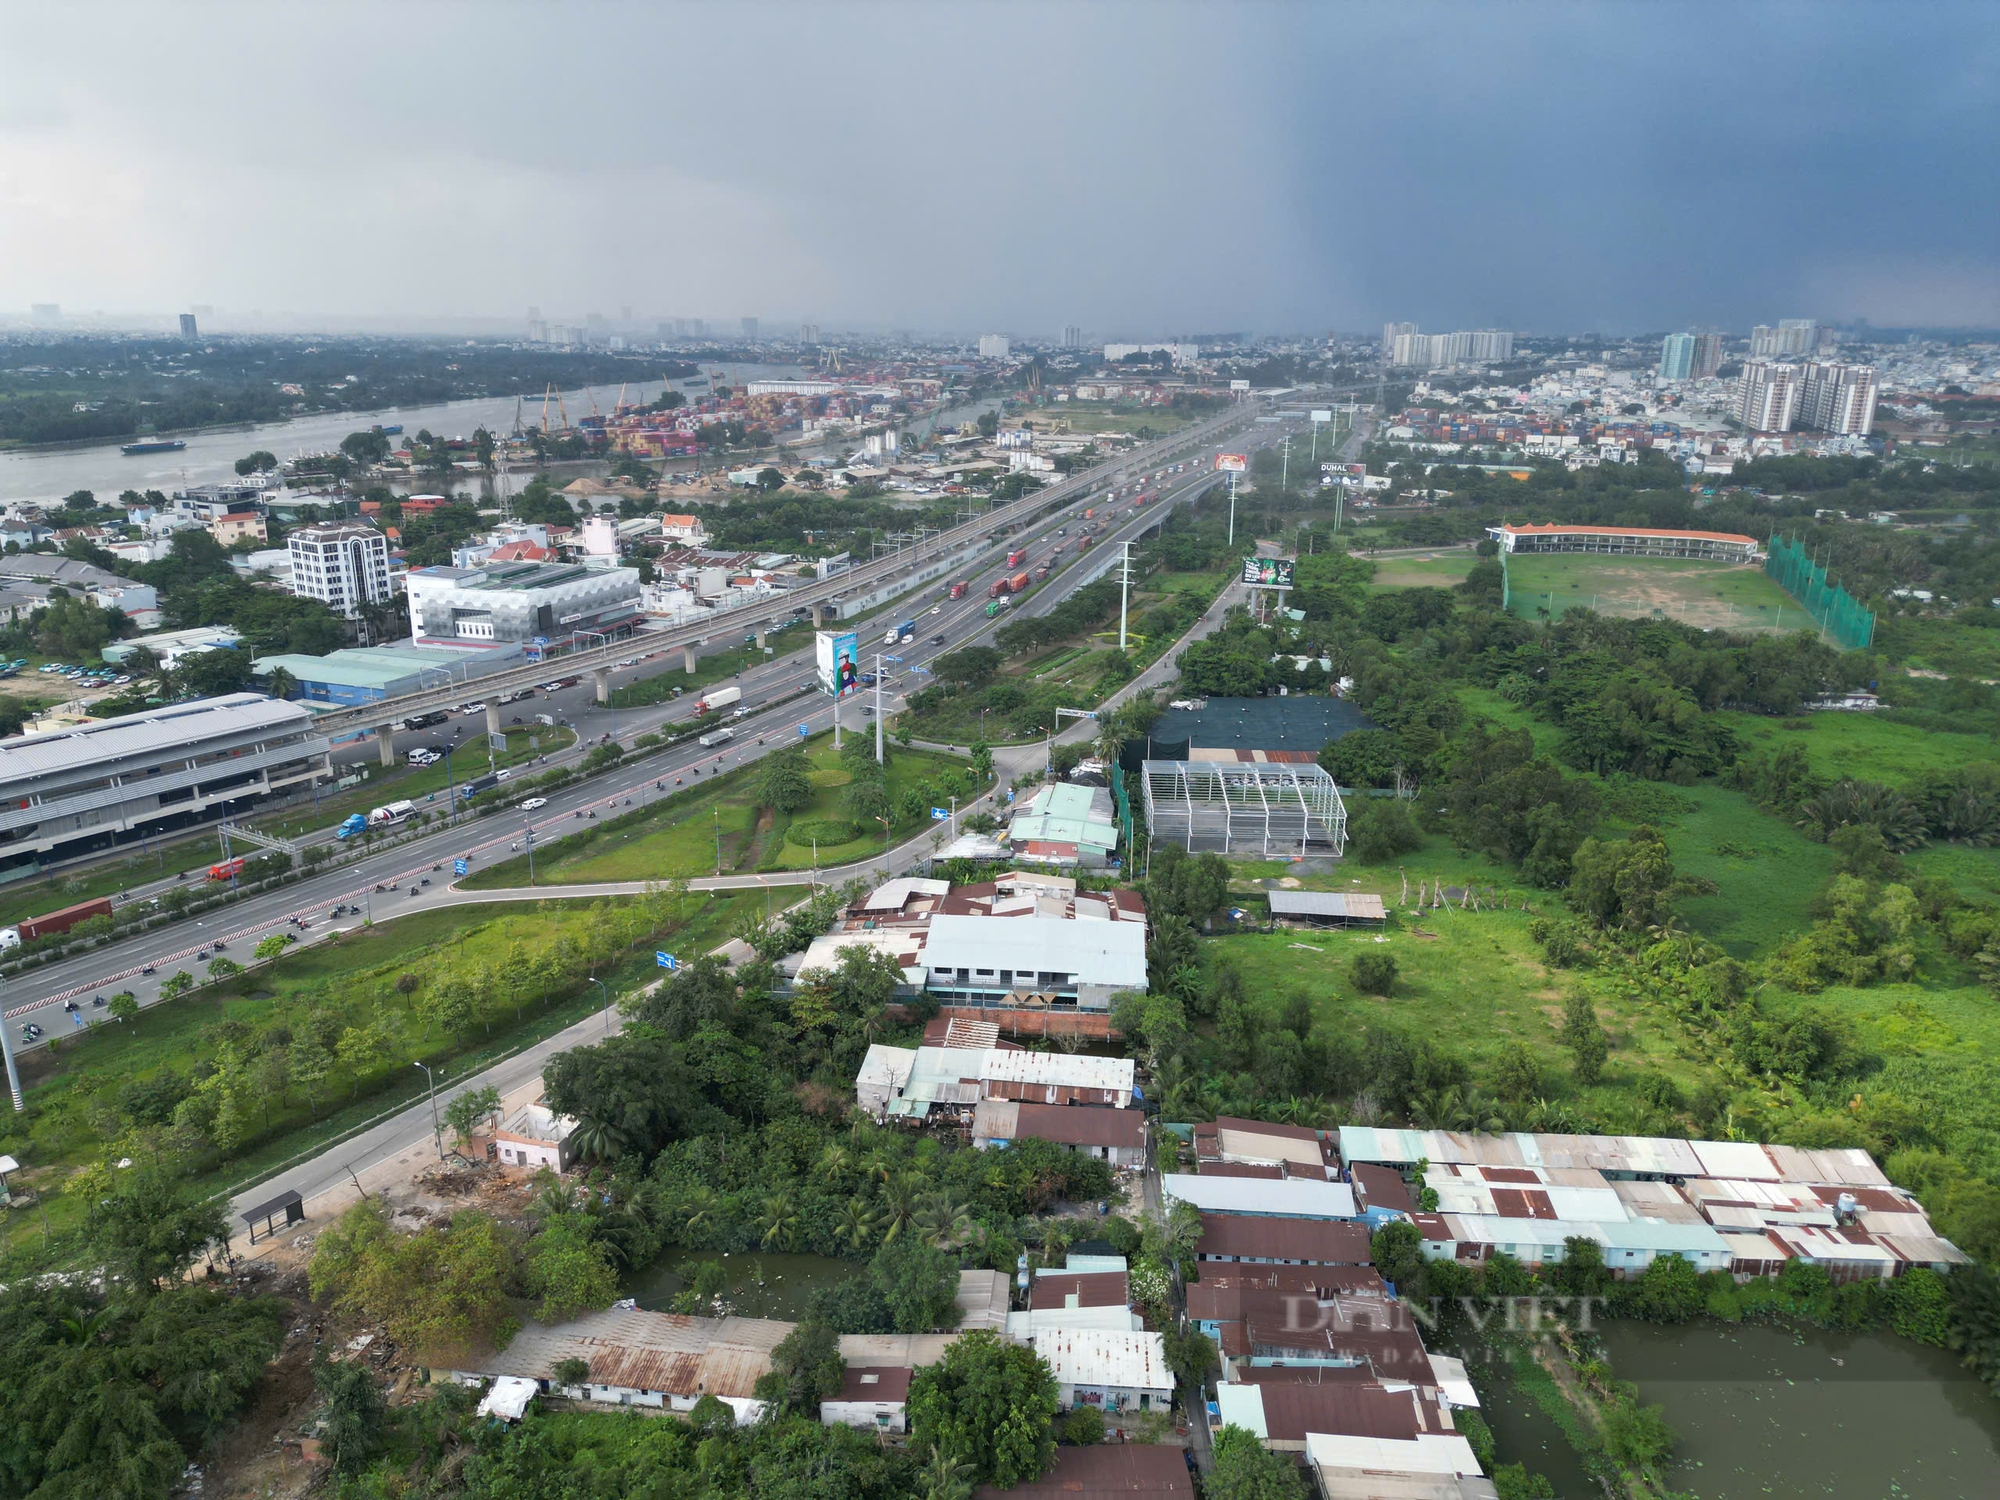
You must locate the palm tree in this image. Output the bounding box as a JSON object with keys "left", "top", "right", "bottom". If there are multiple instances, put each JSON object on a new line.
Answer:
{"left": 1041, "top": 1217, "right": 1077, "bottom": 1262}
{"left": 878, "top": 1174, "right": 921, "bottom": 1243}
{"left": 568, "top": 1115, "right": 626, "bottom": 1165}
{"left": 913, "top": 1446, "right": 976, "bottom": 1500}
{"left": 838, "top": 1197, "right": 879, "bottom": 1253}
{"left": 531, "top": 1175, "right": 580, "bottom": 1220}
{"left": 684, "top": 1187, "right": 720, "bottom": 1239}
{"left": 816, "top": 1144, "right": 853, "bottom": 1186}
{"left": 263, "top": 666, "right": 298, "bottom": 701}
{"left": 915, "top": 1192, "right": 973, "bottom": 1250}
{"left": 756, "top": 1193, "right": 801, "bottom": 1252}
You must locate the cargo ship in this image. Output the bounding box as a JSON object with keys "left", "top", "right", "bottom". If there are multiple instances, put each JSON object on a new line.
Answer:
{"left": 120, "top": 437, "right": 186, "bottom": 454}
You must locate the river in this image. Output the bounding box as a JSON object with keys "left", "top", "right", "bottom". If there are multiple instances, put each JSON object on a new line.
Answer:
{"left": 1597, "top": 1318, "right": 2000, "bottom": 1499}
{"left": 0, "top": 363, "right": 815, "bottom": 507}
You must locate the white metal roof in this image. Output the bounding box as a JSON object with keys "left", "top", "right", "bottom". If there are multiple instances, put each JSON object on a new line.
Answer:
{"left": 980, "top": 1049, "right": 1136, "bottom": 1094}
{"left": 1031, "top": 1328, "right": 1171, "bottom": 1391}
{"left": 923, "top": 913, "right": 1147, "bottom": 990}
{"left": 1306, "top": 1432, "right": 1483, "bottom": 1479}
{"left": 859, "top": 877, "right": 950, "bottom": 911}
{"left": 856, "top": 1045, "right": 917, "bottom": 1093}
{"left": 1161, "top": 1173, "right": 1357, "bottom": 1220}
{"left": 0, "top": 692, "right": 314, "bottom": 779}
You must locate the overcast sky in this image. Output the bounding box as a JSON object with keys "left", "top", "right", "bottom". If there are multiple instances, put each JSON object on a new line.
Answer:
{"left": 4, "top": 1, "right": 1996, "bottom": 336}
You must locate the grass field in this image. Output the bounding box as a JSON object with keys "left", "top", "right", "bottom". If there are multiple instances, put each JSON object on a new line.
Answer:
{"left": 461, "top": 736, "right": 970, "bottom": 885}
{"left": 1722, "top": 708, "right": 1998, "bottom": 785}
{"left": 1503, "top": 553, "right": 1803, "bottom": 632}
{"left": 1369, "top": 552, "right": 1478, "bottom": 590}
{"left": 1050, "top": 405, "right": 1201, "bottom": 438}
{"left": 1874, "top": 614, "right": 2000, "bottom": 680}
{"left": 0, "top": 889, "right": 761, "bottom": 1264}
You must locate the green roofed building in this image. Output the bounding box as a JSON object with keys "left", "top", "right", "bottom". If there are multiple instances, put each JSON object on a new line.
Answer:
{"left": 1006, "top": 780, "right": 1119, "bottom": 868}
{"left": 252, "top": 643, "right": 518, "bottom": 708}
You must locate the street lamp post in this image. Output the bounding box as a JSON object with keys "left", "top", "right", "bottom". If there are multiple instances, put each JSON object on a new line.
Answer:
{"left": 587, "top": 976, "right": 610, "bottom": 1035}
{"left": 524, "top": 823, "right": 537, "bottom": 885}
{"left": 713, "top": 806, "right": 722, "bottom": 874}
{"left": 876, "top": 815, "right": 892, "bottom": 877}
{"left": 412, "top": 1061, "right": 444, "bottom": 1159}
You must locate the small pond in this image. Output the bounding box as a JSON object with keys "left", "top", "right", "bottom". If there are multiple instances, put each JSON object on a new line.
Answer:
{"left": 620, "top": 1248, "right": 857, "bottom": 1321}
{"left": 1598, "top": 1318, "right": 2000, "bottom": 1499}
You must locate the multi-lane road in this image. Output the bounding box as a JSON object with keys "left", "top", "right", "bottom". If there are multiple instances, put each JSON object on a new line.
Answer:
{"left": 1, "top": 411, "right": 1324, "bottom": 1056}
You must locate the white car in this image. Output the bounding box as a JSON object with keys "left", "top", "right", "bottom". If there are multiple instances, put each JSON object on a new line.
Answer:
{"left": 461, "top": 701, "right": 486, "bottom": 714}
{"left": 518, "top": 797, "right": 548, "bottom": 811}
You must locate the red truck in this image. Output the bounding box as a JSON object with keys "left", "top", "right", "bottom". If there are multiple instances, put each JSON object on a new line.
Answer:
{"left": 1006, "top": 548, "right": 1028, "bottom": 568}
{"left": 1079, "top": 534, "right": 1095, "bottom": 550}
{"left": 208, "top": 857, "right": 247, "bottom": 882}
{"left": 2, "top": 896, "right": 114, "bottom": 947}
{"left": 949, "top": 580, "right": 968, "bottom": 600}
{"left": 987, "top": 577, "right": 1009, "bottom": 599}
{"left": 1007, "top": 570, "right": 1031, "bottom": 594}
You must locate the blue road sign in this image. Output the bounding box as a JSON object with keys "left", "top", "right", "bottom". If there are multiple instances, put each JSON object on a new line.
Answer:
{"left": 797, "top": 722, "right": 811, "bottom": 738}
{"left": 454, "top": 858, "right": 468, "bottom": 876}
{"left": 930, "top": 807, "right": 949, "bottom": 820}
{"left": 656, "top": 951, "right": 678, "bottom": 970}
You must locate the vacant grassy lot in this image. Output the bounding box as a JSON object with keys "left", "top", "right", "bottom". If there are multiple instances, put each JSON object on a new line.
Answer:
{"left": 1503, "top": 553, "right": 1801, "bottom": 632}
{"left": 0, "top": 889, "right": 761, "bottom": 1264}
{"left": 461, "top": 736, "right": 971, "bottom": 885}
{"left": 1721, "top": 707, "right": 1997, "bottom": 786}
{"left": 1369, "top": 552, "right": 1477, "bottom": 590}
{"left": 1873, "top": 614, "right": 2000, "bottom": 681}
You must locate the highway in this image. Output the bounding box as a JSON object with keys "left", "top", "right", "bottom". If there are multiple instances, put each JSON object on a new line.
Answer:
{"left": 0, "top": 408, "right": 1313, "bottom": 1056}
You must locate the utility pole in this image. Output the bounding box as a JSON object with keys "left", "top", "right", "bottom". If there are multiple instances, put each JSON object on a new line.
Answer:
{"left": 1118, "top": 541, "right": 1136, "bottom": 652}
{"left": 874, "top": 653, "right": 884, "bottom": 765}
{"left": 1281, "top": 434, "right": 1291, "bottom": 494}
{"left": 1227, "top": 470, "right": 1238, "bottom": 546}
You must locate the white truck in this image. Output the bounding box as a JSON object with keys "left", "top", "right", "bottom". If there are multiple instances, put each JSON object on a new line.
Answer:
{"left": 695, "top": 685, "right": 741, "bottom": 716}
{"left": 698, "top": 726, "right": 735, "bottom": 748}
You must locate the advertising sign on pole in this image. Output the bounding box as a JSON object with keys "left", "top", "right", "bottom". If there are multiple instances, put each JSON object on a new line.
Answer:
{"left": 1241, "top": 557, "right": 1296, "bottom": 589}
{"left": 815, "top": 630, "right": 861, "bottom": 698}
{"left": 1310, "top": 409, "right": 1332, "bottom": 423}
{"left": 1229, "top": 379, "right": 1251, "bottom": 392}
{"left": 1214, "top": 453, "right": 1249, "bottom": 473}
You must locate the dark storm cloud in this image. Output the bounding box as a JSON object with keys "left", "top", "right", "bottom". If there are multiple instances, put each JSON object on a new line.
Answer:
{"left": 1, "top": 1, "right": 1992, "bottom": 332}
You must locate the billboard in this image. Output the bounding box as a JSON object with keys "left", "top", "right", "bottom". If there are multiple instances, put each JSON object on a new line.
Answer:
{"left": 1229, "top": 379, "right": 1251, "bottom": 392}
{"left": 1310, "top": 409, "right": 1332, "bottom": 423}
{"left": 1214, "top": 452, "right": 1249, "bottom": 473}
{"left": 816, "top": 629, "right": 860, "bottom": 698}
{"left": 1242, "top": 557, "right": 1295, "bottom": 589}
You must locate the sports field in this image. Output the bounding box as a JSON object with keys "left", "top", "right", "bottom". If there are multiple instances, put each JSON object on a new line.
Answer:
{"left": 1502, "top": 552, "right": 1803, "bottom": 632}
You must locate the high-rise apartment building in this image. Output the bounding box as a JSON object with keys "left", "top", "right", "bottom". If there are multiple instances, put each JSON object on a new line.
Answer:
{"left": 1737, "top": 360, "right": 1803, "bottom": 432}
{"left": 289, "top": 522, "right": 393, "bottom": 618}
{"left": 799, "top": 323, "right": 819, "bottom": 345}
{"left": 1692, "top": 333, "right": 1725, "bottom": 379}
{"left": 741, "top": 317, "right": 759, "bottom": 340}
{"left": 1751, "top": 320, "right": 1822, "bottom": 358}
{"left": 1797, "top": 362, "right": 1878, "bottom": 435}
{"left": 977, "top": 333, "right": 1011, "bottom": 359}
{"left": 1064, "top": 325, "right": 1083, "bottom": 349}
{"left": 1382, "top": 321, "right": 1418, "bottom": 354}
{"left": 1389, "top": 329, "right": 1510, "bottom": 368}
{"left": 179, "top": 313, "right": 199, "bottom": 342}
{"left": 1659, "top": 333, "right": 1696, "bottom": 381}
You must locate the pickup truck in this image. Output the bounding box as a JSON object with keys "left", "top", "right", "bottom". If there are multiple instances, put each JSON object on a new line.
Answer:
{"left": 335, "top": 813, "right": 368, "bottom": 839}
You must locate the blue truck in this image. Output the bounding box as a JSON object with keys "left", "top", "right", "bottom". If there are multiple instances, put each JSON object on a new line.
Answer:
{"left": 334, "top": 813, "right": 368, "bottom": 839}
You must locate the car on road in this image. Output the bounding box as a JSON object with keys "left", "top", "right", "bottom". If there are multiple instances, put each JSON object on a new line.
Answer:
{"left": 930, "top": 633, "right": 947, "bottom": 645}
{"left": 461, "top": 701, "right": 487, "bottom": 714}
{"left": 519, "top": 797, "right": 548, "bottom": 810}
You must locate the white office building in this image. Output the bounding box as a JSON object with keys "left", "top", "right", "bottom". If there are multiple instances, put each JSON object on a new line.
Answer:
{"left": 1658, "top": 333, "right": 1697, "bottom": 382}
{"left": 405, "top": 559, "right": 643, "bottom": 650}
{"left": 977, "top": 333, "right": 1011, "bottom": 360}
{"left": 289, "top": 521, "right": 393, "bottom": 617}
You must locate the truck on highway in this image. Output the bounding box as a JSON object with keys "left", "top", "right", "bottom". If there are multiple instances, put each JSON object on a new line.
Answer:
{"left": 894, "top": 619, "right": 916, "bottom": 643}
{"left": 208, "top": 857, "right": 247, "bottom": 882}
{"left": 1007, "top": 570, "right": 1031, "bottom": 594}
{"left": 335, "top": 813, "right": 368, "bottom": 839}
{"left": 698, "top": 726, "right": 735, "bottom": 748}
{"left": 987, "top": 577, "right": 1010, "bottom": 599}
{"left": 1006, "top": 548, "right": 1028, "bottom": 568}
{"left": 367, "top": 800, "right": 417, "bottom": 829}
{"left": 695, "top": 685, "right": 742, "bottom": 716}
{"left": 0, "top": 896, "right": 116, "bottom": 950}
{"left": 986, "top": 599, "right": 1010, "bottom": 618}
{"left": 949, "top": 580, "right": 969, "bottom": 599}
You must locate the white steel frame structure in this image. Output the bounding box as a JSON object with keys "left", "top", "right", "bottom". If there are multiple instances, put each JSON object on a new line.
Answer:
{"left": 1141, "top": 760, "right": 1346, "bottom": 858}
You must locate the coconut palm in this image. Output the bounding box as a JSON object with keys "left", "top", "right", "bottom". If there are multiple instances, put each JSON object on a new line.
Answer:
{"left": 878, "top": 1174, "right": 921, "bottom": 1243}
{"left": 263, "top": 666, "right": 299, "bottom": 701}
{"left": 838, "top": 1196, "right": 879, "bottom": 1252}
{"left": 915, "top": 1192, "right": 974, "bottom": 1250}
{"left": 567, "top": 1115, "right": 626, "bottom": 1165}
{"left": 756, "top": 1193, "right": 801, "bottom": 1252}
{"left": 913, "top": 1446, "right": 976, "bottom": 1500}
{"left": 683, "top": 1187, "right": 720, "bottom": 1238}
{"left": 816, "top": 1144, "right": 854, "bottom": 1185}
{"left": 1040, "top": 1217, "right": 1077, "bottom": 1261}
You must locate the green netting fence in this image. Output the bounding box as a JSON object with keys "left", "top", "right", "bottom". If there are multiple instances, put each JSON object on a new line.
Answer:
{"left": 1111, "top": 764, "right": 1134, "bottom": 850}
{"left": 1764, "top": 534, "right": 1876, "bottom": 650}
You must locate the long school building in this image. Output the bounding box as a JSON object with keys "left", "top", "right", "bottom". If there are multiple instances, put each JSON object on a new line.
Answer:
{"left": 1490, "top": 523, "right": 1760, "bottom": 563}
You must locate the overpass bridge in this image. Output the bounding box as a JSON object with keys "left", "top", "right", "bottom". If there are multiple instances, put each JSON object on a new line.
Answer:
{"left": 304, "top": 400, "right": 1265, "bottom": 762}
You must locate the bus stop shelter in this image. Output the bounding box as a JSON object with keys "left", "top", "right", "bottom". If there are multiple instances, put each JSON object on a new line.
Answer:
{"left": 241, "top": 1188, "right": 305, "bottom": 1244}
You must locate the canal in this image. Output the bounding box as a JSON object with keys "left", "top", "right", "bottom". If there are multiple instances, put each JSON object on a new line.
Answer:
{"left": 1597, "top": 1318, "right": 2000, "bottom": 1499}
